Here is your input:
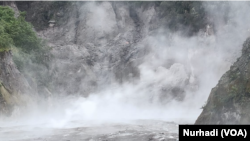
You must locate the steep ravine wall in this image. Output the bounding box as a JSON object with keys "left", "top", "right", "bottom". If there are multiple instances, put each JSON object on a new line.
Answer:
{"left": 195, "top": 38, "right": 250, "bottom": 124}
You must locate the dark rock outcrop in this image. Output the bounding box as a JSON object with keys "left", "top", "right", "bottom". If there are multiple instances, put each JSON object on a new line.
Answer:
{"left": 195, "top": 38, "right": 250, "bottom": 124}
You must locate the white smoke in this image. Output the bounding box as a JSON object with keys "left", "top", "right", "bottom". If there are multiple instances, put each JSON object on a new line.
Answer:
{"left": 51, "top": 1, "right": 249, "bottom": 126}
{"left": 1, "top": 1, "right": 250, "bottom": 130}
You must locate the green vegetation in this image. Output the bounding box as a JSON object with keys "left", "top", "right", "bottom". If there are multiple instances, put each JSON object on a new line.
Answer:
{"left": 0, "top": 6, "right": 43, "bottom": 53}
{"left": 0, "top": 6, "right": 49, "bottom": 67}
{"left": 0, "top": 6, "right": 51, "bottom": 92}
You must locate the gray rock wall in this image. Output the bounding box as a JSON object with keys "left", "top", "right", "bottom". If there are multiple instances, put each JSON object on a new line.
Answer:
{"left": 0, "top": 51, "right": 35, "bottom": 115}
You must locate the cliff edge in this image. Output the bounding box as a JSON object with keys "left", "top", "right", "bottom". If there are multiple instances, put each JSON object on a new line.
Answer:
{"left": 195, "top": 38, "right": 250, "bottom": 124}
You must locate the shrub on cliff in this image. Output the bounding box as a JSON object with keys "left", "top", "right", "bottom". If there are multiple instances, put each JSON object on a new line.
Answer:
{"left": 0, "top": 6, "right": 50, "bottom": 90}
{"left": 0, "top": 6, "right": 42, "bottom": 53}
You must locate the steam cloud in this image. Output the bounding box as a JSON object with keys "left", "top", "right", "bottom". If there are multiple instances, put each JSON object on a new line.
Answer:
{"left": 1, "top": 1, "right": 250, "bottom": 129}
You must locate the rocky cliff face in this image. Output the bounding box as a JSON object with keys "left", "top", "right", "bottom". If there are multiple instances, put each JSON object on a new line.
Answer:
{"left": 0, "top": 2, "right": 38, "bottom": 116}
{"left": 47, "top": 1, "right": 151, "bottom": 95}
{"left": 195, "top": 38, "right": 250, "bottom": 124}
{"left": 1, "top": 1, "right": 202, "bottom": 116}
{"left": 0, "top": 51, "right": 35, "bottom": 115}
{"left": 12, "top": 1, "right": 249, "bottom": 112}
{"left": 14, "top": 1, "right": 209, "bottom": 99}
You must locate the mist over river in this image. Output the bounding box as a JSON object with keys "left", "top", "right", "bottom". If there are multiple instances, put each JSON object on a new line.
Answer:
{"left": 1, "top": 1, "right": 250, "bottom": 140}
